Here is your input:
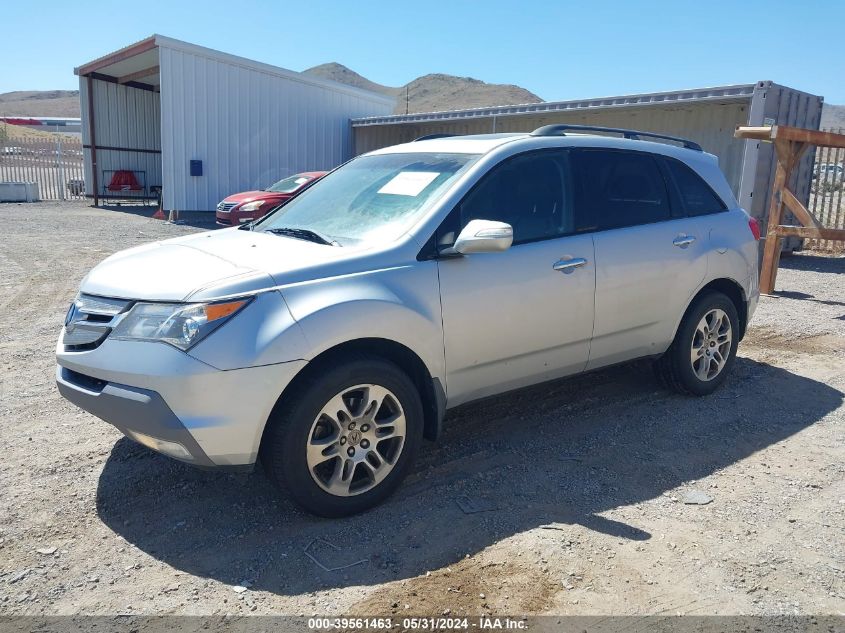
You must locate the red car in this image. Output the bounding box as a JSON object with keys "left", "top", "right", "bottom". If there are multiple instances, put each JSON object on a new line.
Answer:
{"left": 215, "top": 171, "right": 327, "bottom": 226}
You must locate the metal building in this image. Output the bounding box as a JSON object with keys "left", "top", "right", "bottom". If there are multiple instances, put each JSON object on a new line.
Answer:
{"left": 352, "top": 81, "right": 823, "bottom": 228}
{"left": 75, "top": 35, "right": 394, "bottom": 212}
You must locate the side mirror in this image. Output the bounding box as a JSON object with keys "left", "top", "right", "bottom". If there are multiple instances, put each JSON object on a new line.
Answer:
{"left": 452, "top": 219, "right": 513, "bottom": 255}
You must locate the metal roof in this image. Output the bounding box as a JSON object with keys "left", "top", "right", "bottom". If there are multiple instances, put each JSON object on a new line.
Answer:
{"left": 351, "top": 82, "right": 773, "bottom": 127}
{"left": 74, "top": 35, "right": 395, "bottom": 105}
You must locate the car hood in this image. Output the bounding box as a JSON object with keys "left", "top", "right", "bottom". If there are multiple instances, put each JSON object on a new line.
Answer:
{"left": 222, "top": 190, "right": 288, "bottom": 204}
{"left": 80, "top": 228, "right": 360, "bottom": 302}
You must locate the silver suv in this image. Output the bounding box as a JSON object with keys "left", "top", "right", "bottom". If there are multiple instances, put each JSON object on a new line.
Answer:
{"left": 57, "top": 125, "right": 760, "bottom": 516}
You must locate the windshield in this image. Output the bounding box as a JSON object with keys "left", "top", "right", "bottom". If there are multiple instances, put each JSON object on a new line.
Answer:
{"left": 256, "top": 153, "right": 479, "bottom": 246}
{"left": 266, "top": 174, "right": 313, "bottom": 193}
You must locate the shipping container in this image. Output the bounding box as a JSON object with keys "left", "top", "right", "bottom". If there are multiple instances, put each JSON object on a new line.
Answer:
{"left": 352, "top": 81, "right": 824, "bottom": 242}
{"left": 76, "top": 35, "right": 395, "bottom": 212}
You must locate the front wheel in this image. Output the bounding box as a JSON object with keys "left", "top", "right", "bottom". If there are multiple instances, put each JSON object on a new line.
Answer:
{"left": 261, "top": 356, "right": 423, "bottom": 517}
{"left": 655, "top": 291, "right": 740, "bottom": 396}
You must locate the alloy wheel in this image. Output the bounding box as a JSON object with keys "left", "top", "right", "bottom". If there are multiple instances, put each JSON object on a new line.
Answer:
{"left": 690, "top": 308, "right": 732, "bottom": 381}
{"left": 305, "top": 384, "right": 407, "bottom": 496}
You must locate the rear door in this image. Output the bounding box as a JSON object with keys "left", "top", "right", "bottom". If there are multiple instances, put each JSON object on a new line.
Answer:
{"left": 570, "top": 148, "right": 710, "bottom": 370}
{"left": 435, "top": 150, "right": 596, "bottom": 406}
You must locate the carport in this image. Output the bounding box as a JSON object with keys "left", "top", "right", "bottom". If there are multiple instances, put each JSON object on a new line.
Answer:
{"left": 75, "top": 35, "right": 394, "bottom": 213}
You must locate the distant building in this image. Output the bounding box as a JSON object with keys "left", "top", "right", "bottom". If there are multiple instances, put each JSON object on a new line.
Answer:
{"left": 1, "top": 117, "right": 82, "bottom": 134}
{"left": 75, "top": 35, "right": 393, "bottom": 211}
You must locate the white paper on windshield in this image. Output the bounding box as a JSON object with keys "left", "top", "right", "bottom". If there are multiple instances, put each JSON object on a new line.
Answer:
{"left": 377, "top": 171, "right": 439, "bottom": 196}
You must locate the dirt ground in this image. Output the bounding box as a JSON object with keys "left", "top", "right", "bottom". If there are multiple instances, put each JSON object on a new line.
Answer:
{"left": 1, "top": 201, "right": 843, "bottom": 618}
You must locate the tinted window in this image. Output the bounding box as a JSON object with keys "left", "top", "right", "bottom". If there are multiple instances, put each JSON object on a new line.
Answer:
{"left": 573, "top": 150, "right": 671, "bottom": 231}
{"left": 449, "top": 152, "right": 570, "bottom": 246}
{"left": 665, "top": 158, "right": 727, "bottom": 216}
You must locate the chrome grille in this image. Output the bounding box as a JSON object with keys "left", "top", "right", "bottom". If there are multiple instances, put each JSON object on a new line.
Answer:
{"left": 63, "top": 294, "right": 132, "bottom": 350}
{"left": 217, "top": 201, "right": 237, "bottom": 212}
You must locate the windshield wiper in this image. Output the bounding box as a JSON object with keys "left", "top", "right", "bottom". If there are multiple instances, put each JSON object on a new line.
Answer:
{"left": 264, "top": 226, "right": 338, "bottom": 246}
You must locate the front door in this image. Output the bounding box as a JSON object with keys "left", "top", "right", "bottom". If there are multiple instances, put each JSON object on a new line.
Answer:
{"left": 435, "top": 150, "right": 596, "bottom": 406}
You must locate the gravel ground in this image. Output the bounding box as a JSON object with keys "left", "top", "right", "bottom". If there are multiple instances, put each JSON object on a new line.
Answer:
{"left": 1, "top": 201, "right": 843, "bottom": 618}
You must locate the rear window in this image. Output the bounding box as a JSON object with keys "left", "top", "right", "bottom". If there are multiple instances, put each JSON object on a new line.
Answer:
{"left": 572, "top": 149, "right": 671, "bottom": 231}
{"left": 664, "top": 158, "right": 726, "bottom": 216}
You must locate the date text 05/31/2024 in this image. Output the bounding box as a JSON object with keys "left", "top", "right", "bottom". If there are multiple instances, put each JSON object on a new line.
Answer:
{"left": 308, "top": 616, "right": 528, "bottom": 630}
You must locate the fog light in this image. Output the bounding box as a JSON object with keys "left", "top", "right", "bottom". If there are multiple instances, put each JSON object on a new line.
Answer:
{"left": 124, "top": 430, "right": 193, "bottom": 461}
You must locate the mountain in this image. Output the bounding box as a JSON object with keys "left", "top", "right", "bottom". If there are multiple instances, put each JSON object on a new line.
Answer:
{"left": 303, "top": 63, "right": 394, "bottom": 97}
{"left": 3, "top": 81, "right": 842, "bottom": 128}
{"left": 0, "top": 90, "right": 80, "bottom": 117}
{"left": 303, "top": 63, "right": 542, "bottom": 114}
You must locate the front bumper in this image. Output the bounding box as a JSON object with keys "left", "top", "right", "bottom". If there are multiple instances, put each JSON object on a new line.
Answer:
{"left": 56, "top": 336, "right": 307, "bottom": 467}
{"left": 215, "top": 209, "right": 261, "bottom": 226}
{"left": 57, "top": 366, "right": 216, "bottom": 466}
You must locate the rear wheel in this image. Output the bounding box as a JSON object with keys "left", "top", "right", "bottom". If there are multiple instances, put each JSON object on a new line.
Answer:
{"left": 261, "top": 356, "right": 423, "bottom": 517}
{"left": 655, "top": 291, "right": 740, "bottom": 396}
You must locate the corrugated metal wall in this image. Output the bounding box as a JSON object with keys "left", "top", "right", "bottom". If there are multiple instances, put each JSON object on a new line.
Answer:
{"left": 79, "top": 76, "right": 161, "bottom": 196}
{"left": 752, "top": 84, "right": 823, "bottom": 223}
{"left": 157, "top": 44, "right": 394, "bottom": 212}
{"left": 353, "top": 83, "right": 824, "bottom": 235}
{"left": 354, "top": 101, "right": 751, "bottom": 194}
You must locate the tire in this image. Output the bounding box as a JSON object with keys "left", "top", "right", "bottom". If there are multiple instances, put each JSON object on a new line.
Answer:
{"left": 261, "top": 355, "right": 424, "bottom": 517}
{"left": 655, "top": 291, "right": 740, "bottom": 396}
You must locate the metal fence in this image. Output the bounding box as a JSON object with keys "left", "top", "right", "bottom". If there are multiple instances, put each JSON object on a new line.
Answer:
{"left": 0, "top": 126, "right": 843, "bottom": 251}
{"left": 0, "top": 135, "right": 85, "bottom": 200}
{"left": 807, "top": 127, "right": 845, "bottom": 252}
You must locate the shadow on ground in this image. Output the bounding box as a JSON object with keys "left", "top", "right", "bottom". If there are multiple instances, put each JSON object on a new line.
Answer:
{"left": 780, "top": 252, "right": 844, "bottom": 274}
{"left": 97, "top": 204, "right": 218, "bottom": 230}
{"left": 96, "top": 357, "right": 842, "bottom": 595}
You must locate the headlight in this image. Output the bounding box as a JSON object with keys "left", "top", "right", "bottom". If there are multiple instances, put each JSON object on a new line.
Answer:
{"left": 238, "top": 200, "right": 265, "bottom": 213}
{"left": 111, "top": 299, "right": 251, "bottom": 350}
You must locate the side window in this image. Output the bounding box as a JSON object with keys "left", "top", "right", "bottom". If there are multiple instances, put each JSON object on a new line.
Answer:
{"left": 573, "top": 149, "right": 671, "bottom": 231}
{"left": 664, "top": 158, "right": 727, "bottom": 217}
{"left": 438, "top": 151, "right": 570, "bottom": 248}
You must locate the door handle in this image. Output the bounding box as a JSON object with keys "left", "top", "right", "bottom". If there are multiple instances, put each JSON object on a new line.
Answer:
{"left": 673, "top": 235, "right": 696, "bottom": 248}
{"left": 553, "top": 257, "right": 588, "bottom": 273}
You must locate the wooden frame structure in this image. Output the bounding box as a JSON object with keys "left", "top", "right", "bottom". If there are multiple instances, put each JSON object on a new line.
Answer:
{"left": 735, "top": 124, "right": 845, "bottom": 294}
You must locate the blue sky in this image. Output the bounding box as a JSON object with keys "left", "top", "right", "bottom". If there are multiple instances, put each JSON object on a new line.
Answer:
{"left": 2, "top": 0, "right": 843, "bottom": 104}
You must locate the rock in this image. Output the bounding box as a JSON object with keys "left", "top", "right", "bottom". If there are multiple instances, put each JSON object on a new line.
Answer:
{"left": 682, "top": 490, "right": 713, "bottom": 505}
{"left": 9, "top": 569, "right": 30, "bottom": 584}
{"left": 36, "top": 547, "right": 57, "bottom": 555}
{"left": 232, "top": 586, "right": 248, "bottom": 594}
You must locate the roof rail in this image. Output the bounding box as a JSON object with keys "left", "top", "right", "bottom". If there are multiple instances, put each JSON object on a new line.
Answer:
{"left": 412, "top": 133, "right": 456, "bottom": 142}
{"left": 529, "top": 124, "right": 702, "bottom": 152}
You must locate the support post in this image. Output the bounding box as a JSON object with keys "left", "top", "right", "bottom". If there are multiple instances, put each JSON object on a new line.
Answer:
{"left": 759, "top": 148, "right": 788, "bottom": 294}
{"left": 86, "top": 74, "right": 99, "bottom": 207}
{"left": 736, "top": 124, "right": 845, "bottom": 294}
